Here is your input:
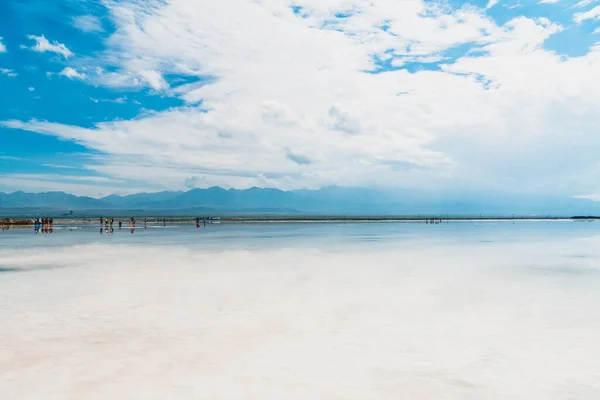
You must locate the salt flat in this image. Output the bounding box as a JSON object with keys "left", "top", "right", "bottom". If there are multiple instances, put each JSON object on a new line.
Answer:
{"left": 1, "top": 222, "right": 600, "bottom": 399}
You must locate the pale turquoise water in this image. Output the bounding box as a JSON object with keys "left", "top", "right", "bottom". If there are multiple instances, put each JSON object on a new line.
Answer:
{"left": 1, "top": 221, "right": 600, "bottom": 399}
{"left": 1, "top": 220, "right": 597, "bottom": 251}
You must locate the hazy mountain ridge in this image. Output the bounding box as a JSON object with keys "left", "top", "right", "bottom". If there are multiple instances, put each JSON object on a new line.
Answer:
{"left": 1, "top": 187, "right": 600, "bottom": 216}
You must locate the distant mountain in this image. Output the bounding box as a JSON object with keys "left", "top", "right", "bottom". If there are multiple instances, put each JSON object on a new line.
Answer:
{"left": 0, "top": 191, "right": 110, "bottom": 209}
{"left": 1, "top": 186, "right": 600, "bottom": 216}
{"left": 102, "top": 191, "right": 184, "bottom": 208}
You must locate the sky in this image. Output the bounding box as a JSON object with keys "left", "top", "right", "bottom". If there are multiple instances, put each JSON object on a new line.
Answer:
{"left": 0, "top": 0, "right": 599, "bottom": 199}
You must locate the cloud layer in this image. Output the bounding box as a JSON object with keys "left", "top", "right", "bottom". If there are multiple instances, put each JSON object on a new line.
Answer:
{"left": 2, "top": 0, "right": 600, "bottom": 197}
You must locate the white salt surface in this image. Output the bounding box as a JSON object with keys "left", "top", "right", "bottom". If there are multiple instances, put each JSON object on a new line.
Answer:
{"left": 1, "top": 232, "right": 600, "bottom": 399}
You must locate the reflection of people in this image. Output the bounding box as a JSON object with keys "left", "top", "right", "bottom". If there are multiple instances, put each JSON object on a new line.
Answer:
{"left": 100, "top": 227, "right": 103, "bottom": 234}
{"left": 131, "top": 227, "right": 135, "bottom": 234}
{"left": 119, "top": 221, "right": 122, "bottom": 229}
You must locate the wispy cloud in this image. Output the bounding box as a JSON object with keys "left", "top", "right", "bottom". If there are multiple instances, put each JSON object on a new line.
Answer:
{"left": 6, "top": 173, "right": 124, "bottom": 183}
{"left": 28, "top": 87, "right": 35, "bottom": 92}
{"left": 572, "top": 0, "right": 598, "bottom": 8}
{"left": 573, "top": 194, "right": 600, "bottom": 202}
{"left": 486, "top": 0, "right": 500, "bottom": 9}
{"left": 538, "top": 0, "right": 560, "bottom": 4}
{"left": 574, "top": 5, "right": 600, "bottom": 22}
{"left": 0, "top": 68, "right": 17, "bottom": 77}
{"left": 59, "top": 67, "right": 86, "bottom": 80}
{"left": 42, "top": 164, "right": 81, "bottom": 169}
{"left": 26, "top": 34, "right": 73, "bottom": 58}
{"left": 72, "top": 15, "right": 104, "bottom": 33}
{"left": 89, "top": 96, "right": 127, "bottom": 104}
{"left": 0, "top": 37, "right": 6, "bottom": 53}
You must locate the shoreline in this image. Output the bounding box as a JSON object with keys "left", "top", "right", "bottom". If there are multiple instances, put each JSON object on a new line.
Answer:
{"left": 2, "top": 216, "right": 599, "bottom": 226}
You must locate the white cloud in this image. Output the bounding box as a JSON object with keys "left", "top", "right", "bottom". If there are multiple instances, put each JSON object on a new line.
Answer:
{"left": 573, "top": 0, "right": 598, "bottom": 8}
{"left": 573, "top": 194, "right": 600, "bottom": 202}
{"left": 59, "top": 67, "right": 86, "bottom": 80}
{"left": 72, "top": 15, "right": 104, "bottom": 33}
{"left": 0, "top": 68, "right": 17, "bottom": 77}
{"left": 3, "top": 0, "right": 600, "bottom": 195}
{"left": 574, "top": 5, "right": 600, "bottom": 22}
{"left": 594, "top": 27, "right": 600, "bottom": 34}
{"left": 486, "top": 0, "right": 500, "bottom": 9}
{"left": 26, "top": 34, "right": 73, "bottom": 58}
{"left": 538, "top": 0, "right": 560, "bottom": 4}
{"left": 0, "top": 37, "right": 6, "bottom": 53}
{"left": 42, "top": 164, "right": 81, "bottom": 169}
{"left": 89, "top": 96, "right": 127, "bottom": 104}
{"left": 28, "top": 87, "right": 35, "bottom": 92}
{"left": 138, "top": 70, "right": 169, "bottom": 91}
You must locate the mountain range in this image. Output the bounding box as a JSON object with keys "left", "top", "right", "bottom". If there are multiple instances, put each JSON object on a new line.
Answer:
{"left": 1, "top": 186, "right": 599, "bottom": 217}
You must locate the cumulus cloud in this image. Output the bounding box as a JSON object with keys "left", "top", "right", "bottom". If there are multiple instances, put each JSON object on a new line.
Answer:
{"left": 3, "top": 0, "right": 600, "bottom": 195}
{"left": 59, "top": 67, "right": 86, "bottom": 80}
{"left": 0, "top": 37, "right": 6, "bottom": 53}
{"left": 26, "top": 34, "right": 73, "bottom": 58}
{"left": 72, "top": 15, "right": 104, "bottom": 33}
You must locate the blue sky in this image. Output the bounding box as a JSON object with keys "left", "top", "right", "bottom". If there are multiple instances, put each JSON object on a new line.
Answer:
{"left": 1, "top": 0, "right": 600, "bottom": 199}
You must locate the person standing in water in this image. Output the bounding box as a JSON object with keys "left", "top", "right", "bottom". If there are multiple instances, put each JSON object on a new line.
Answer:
{"left": 118, "top": 221, "right": 122, "bottom": 229}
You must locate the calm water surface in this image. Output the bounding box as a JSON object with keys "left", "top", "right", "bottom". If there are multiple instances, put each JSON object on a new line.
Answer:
{"left": 1, "top": 221, "right": 599, "bottom": 399}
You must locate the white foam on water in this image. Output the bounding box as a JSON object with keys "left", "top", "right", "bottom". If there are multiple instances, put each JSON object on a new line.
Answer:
{"left": 1, "top": 238, "right": 600, "bottom": 399}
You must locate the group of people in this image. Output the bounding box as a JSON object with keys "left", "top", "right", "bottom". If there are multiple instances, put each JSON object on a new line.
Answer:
{"left": 99, "top": 216, "right": 156, "bottom": 234}
{"left": 34, "top": 217, "right": 54, "bottom": 234}
{"left": 1, "top": 218, "right": 11, "bottom": 231}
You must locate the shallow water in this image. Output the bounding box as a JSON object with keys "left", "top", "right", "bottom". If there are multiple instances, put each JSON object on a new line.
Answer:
{"left": 1, "top": 221, "right": 600, "bottom": 399}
